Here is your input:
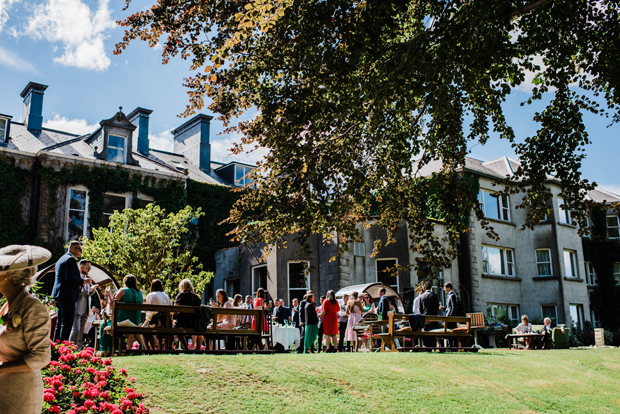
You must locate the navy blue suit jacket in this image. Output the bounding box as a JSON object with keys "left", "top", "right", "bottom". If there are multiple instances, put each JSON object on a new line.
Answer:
{"left": 377, "top": 295, "right": 390, "bottom": 320}
{"left": 52, "top": 252, "right": 84, "bottom": 302}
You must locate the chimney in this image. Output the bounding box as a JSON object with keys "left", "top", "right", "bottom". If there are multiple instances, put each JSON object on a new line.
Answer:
{"left": 172, "top": 114, "right": 213, "bottom": 172}
{"left": 128, "top": 107, "right": 153, "bottom": 155}
{"left": 20, "top": 82, "right": 48, "bottom": 133}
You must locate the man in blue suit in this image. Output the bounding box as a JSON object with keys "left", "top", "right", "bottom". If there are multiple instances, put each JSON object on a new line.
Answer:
{"left": 52, "top": 241, "right": 86, "bottom": 341}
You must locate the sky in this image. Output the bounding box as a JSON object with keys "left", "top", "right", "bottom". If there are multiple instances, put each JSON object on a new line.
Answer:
{"left": 0, "top": 0, "right": 618, "bottom": 194}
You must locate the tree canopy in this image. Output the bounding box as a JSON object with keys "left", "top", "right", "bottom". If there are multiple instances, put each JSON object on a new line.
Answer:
{"left": 82, "top": 204, "right": 212, "bottom": 295}
{"left": 116, "top": 0, "right": 620, "bottom": 270}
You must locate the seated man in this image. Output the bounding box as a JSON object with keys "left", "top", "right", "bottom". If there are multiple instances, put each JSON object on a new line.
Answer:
{"left": 540, "top": 317, "right": 554, "bottom": 349}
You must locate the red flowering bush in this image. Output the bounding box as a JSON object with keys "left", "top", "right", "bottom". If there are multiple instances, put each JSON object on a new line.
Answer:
{"left": 41, "top": 341, "right": 149, "bottom": 414}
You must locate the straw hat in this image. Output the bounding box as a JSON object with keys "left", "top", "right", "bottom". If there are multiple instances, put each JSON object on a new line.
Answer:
{"left": 0, "top": 245, "right": 52, "bottom": 272}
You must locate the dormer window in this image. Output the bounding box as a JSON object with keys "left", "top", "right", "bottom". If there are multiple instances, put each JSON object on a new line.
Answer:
{"left": 0, "top": 115, "right": 11, "bottom": 144}
{"left": 235, "top": 165, "right": 253, "bottom": 186}
{"left": 107, "top": 134, "right": 127, "bottom": 163}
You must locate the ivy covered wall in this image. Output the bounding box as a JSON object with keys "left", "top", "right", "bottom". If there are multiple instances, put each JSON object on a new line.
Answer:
{"left": 582, "top": 207, "right": 620, "bottom": 331}
{"left": 0, "top": 155, "right": 32, "bottom": 248}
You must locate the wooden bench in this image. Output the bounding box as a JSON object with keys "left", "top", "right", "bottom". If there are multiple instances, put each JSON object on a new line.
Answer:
{"left": 109, "top": 300, "right": 269, "bottom": 355}
{"left": 386, "top": 313, "right": 476, "bottom": 352}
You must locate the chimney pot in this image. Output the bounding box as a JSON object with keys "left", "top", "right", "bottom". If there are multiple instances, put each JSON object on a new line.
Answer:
{"left": 20, "top": 82, "right": 48, "bottom": 133}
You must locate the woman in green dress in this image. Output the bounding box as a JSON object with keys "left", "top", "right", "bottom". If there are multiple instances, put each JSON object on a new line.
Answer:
{"left": 99, "top": 275, "right": 145, "bottom": 354}
{"left": 361, "top": 293, "right": 376, "bottom": 316}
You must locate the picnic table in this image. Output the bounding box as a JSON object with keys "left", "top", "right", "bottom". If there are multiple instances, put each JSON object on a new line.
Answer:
{"left": 505, "top": 333, "right": 544, "bottom": 350}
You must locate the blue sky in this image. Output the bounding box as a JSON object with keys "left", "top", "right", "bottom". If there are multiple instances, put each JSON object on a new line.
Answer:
{"left": 0, "top": 0, "right": 618, "bottom": 193}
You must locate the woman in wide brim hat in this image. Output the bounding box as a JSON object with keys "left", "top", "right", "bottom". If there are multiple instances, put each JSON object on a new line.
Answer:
{"left": 0, "top": 244, "right": 52, "bottom": 414}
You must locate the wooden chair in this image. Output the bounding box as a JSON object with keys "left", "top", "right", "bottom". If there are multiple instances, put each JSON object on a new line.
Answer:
{"left": 354, "top": 314, "right": 379, "bottom": 351}
{"left": 466, "top": 312, "right": 485, "bottom": 348}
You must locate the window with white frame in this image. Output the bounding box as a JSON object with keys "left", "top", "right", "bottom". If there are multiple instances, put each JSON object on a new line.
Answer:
{"left": 585, "top": 262, "right": 597, "bottom": 286}
{"left": 67, "top": 188, "right": 89, "bottom": 240}
{"left": 486, "top": 304, "right": 520, "bottom": 322}
{"left": 482, "top": 245, "right": 515, "bottom": 276}
{"left": 107, "top": 134, "right": 127, "bottom": 163}
{"left": 614, "top": 263, "right": 620, "bottom": 285}
{"left": 563, "top": 250, "right": 578, "bottom": 278}
{"left": 354, "top": 242, "right": 365, "bottom": 257}
{"left": 288, "top": 261, "right": 309, "bottom": 304}
{"left": 569, "top": 304, "right": 584, "bottom": 330}
{"left": 541, "top": 304, "right": 557, "bottom": 322}
{"left": 557, "top": 197, "right": 571, "bottom": 224}
{"left": 478, "top": 189, "right": 510, "bottom": 221}
{"left": 0, "top": 118, "right": 7, "bottom": 142}
{"left": 376, "top": 258, "right": 398, "bottom": 290}
{"left": 252, "top": 265, "right": 268, "bottom": 295}
{"left": 224, "top": 278, "right": 240, "bottom": 298}
{"left": 591, "top": 310, "right": 601, "bottom": 328}
{"left": 606, "top": 215, "right": 620, "bottom": 238}
{"left": 102, "top": 194, "right": 128, "bottom": 227}
{"left": 234, "top": 165, "right": 253, "bottom": 186}
{"left": 535, "top": 249, "right": 552, "bottom": 277}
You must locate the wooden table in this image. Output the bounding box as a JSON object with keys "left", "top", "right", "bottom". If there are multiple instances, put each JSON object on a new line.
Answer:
{"left": 505, "top": 333, "right": 544, "bottom": 350}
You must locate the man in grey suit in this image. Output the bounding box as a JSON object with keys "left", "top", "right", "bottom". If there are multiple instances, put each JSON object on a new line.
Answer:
{"left": 52, "top": 241, "right": 87, "bottom": 342}
{"left": 440, "top": 282, "right": 457, "bottom": 347}
{"left": 69, "top": 259, "right": 97, "bottom": 348}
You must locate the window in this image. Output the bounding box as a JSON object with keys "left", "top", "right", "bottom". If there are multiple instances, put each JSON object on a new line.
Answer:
{"left": 107, "top": 134, "right": 127, "bottom": 163}
{"left": 67, "top": 188, "right": 89, "bottom": 240}
{"left": 607, "top": 215, "right": 620, "bottom": 238}
{"left": 102, "top": 194, "right": 128, "bottom": 227}
{"left": 591, "top": 310, "right": 601, "bottom": 328}
{"left": 376, "top": 258, "right": 398, "bottom": 291}
{"left": 0, "top": 118, "right": 7, "bottom": 142}
{"left": 557, "top": 197, "right": 571, "bottom": 224}
{"left": 482, "top": 245, "right": 515, "bottom": 276}
{"left": 478, "top": 190, "right": 510, "bottom": 221}
{"left": 585, "top": 262, "right": 597, "bottom": 286}
{"left": 569, "top": 304, "right": 584, "bottom": 330}
{"left": 252, "top": 265, "right": 268, "bottom": 295}
{"left": 486, "top": 304, "right": 520, "bottom": 322}
{"left": 354, "top": 242, "right": 365, "bottom": 257}
{"left": 234, "top": 165, "right": 253, "bottom": 186}
{"left": 614, "top": 263, "right": 620, "bottom": 285}
{"left": 535, "top": 249, "right": 552, "bottom": 277}
{"left": 288, "top": 261, "right": 309, "bottom": 304}
{"left": 541, "top": 305, "right": 557, "bottom": 322}
{"left": 563, "top": 250, "right": 578, "bottom": 278}
{"left": 224, "top": 278, "right": 240, "bottom": 298}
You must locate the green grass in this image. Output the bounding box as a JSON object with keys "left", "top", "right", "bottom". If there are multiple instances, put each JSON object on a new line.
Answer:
{"left": 119, "top": 349, "right": 620, "bottom": 414}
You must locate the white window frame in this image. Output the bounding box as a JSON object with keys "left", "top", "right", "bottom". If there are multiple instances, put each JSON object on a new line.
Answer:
{"left": 66, "top": 186, "right": 90, "bottom": 241}
{"left": 287, "top": 260, "right": 310, "bottom": 305}
{"left": 224, "top": 277, "right": 240, "bottom": 298}
{"left": 251, "top": 264, "right": 268, "bottom": 296}
{"left": 557, "top": 197, "right": 571, "bottom": 225}
{"left": 535, "top": 248, "right": 553, "bottom": 277}
{"left": 614, "top": 263, "right": 620, "bottom": 286}
{"left": 591, "top": 310, "right": 601, "bottom": 328}
{"left": 569, "top": 304, "right": 584, "bottom": 330}
{"left": 563, "top": 249, "right": 579, "bottom": 278}
{"left": 482, "top": 245, "right": 516, "bottom": 277}
{"left": 478, "top": 189, "right": 510, "bottom": 221}
{"left": 585, "top": 262, "right": 597, "bottom": 286}
{"left": 375, "top": 257, "right": 399, "bottom": 291}
{"left": 0, "top": 118, "right": 7, "bottom": 142}
{"left": 541, "top": 304, "right": 557, "bottom": 321}
{"left": 234, "top": 165, "right": 253, "bottom": 187}
{"left": 487, "top": 303, "right": 520, "bottom": 323}
{"left": 606, "top": 215, "right": 620, "bottom": 239}
{"left": 107, "top": 133, "right": 128, "bottom": 163}
{"left": 102, "top": 192, "right": 130, "bottom": 227}
{"left": 354, "top": 242, "right": 365, "bottom": 257}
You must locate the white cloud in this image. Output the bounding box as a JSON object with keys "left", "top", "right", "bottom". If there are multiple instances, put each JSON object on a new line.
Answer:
{"left": 149, "top": 130, "right": 174, "bottom": 152}
{"left": 43, "top": 113, "right": 98, "bottom": 135}
{"left": 0, "top": 45, "right": 36, "bottom": 72}
{"left": 514, "top": 55, "right": 551, "bottom": 93}
{"left": 0, "top": 0, "right": 19, "bottom": 32}
{"left": 22, "top": 0, "right": 115, "bottom": 71}
{"left": 211, "top": 131, "right": 269, "bottom": 165}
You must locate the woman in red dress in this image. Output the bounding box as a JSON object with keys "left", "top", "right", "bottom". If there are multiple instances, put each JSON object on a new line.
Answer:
{"left": 251, "top": 287, "right": 268, "bottom": 333}
{"left": 320, "top": 290, "right": 340, "bottom": 353}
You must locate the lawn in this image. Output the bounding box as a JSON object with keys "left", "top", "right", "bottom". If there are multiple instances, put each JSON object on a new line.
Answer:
{"left": 119, "top": 349, "right": 620, "bottom": 414}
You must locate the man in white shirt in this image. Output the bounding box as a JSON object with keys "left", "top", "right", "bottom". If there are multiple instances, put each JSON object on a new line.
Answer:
{"left": 412, "top": 286, "right": 424, "bottom": 314}
{"left": 241, "top": 295, "right": 253, "bottom": 327}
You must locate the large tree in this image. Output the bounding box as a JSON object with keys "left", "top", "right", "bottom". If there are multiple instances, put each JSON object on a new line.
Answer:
{"left": 116, "top": 0, "right": 620, "bottom": 270}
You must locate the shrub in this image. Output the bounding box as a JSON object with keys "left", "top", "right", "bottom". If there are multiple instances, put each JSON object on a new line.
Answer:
{"left": 41, "top": 341, "right": 149, "bottom": 414}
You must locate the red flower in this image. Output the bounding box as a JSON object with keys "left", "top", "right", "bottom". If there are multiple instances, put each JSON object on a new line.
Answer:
{"left": 43, "top": 392, "right": 55, "bottom": 402}
{"left": 48, "top": 406, "right": 60, "bottom": 414}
